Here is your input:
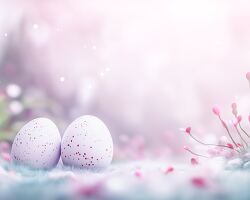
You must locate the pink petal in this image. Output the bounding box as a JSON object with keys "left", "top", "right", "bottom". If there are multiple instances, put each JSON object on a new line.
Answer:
{"left": 1, "top": 152, "right": 11, "bottom": 162}
{"left": 165, "top": 166, "right": 174, "bottom": 174}
{"left": 134, "top": 169, "right": 142, "bottom": 178}
{"left": 191, "top": 177, "right": 207, "bottom": 188}
{"left": 191, "top": 158, "right": 199, "bottom": 165}
{"left": 77, "top": 182, "right": 103, "bottom": 197}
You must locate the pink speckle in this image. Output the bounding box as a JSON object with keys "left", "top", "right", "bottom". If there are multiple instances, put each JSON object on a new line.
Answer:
{"left": 212, "top": 106, "right": 221, "bottom": 116}
{"left": 191, "top": 158, "right": 199, "bottom": 165}
{"left": 248, "top": 115, "right": 250, "bottom": 123}
{"left": 191, "top": 177, "right": 207, "bottom": 188}
{"left": 165, "top": 166, "right": 174, "bottom": 174}
{"left": 185, "top": 127, "right": 191, "bottom": 134}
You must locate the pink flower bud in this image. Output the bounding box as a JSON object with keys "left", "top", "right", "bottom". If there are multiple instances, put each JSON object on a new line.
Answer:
{"left": 185, "top": 127, "right": 191, "bottom": 134}
{"left": 231, "top": 102, "right": 238, "bottom": 116}
{"left": 237, "top": 143, "right": 242, "bottom": 147}
{"left": 231, "top": 102, "right": 237, "bottom": 110}
{"left": 212, "top": 106, "right": 220, "bottom": 116}
{"left": 237, "top": 115, "right": 242, "bottom": 123}
{"left": 232, "top": 110, "right": 238, "bottom": 117}
{"left": 246, "top": 72, "right": 250, "bottom": 81}
{"left": 227, "top": 143, "right": 234, "bottom": 149}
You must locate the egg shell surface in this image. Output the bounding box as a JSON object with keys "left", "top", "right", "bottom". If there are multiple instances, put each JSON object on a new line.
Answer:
{"left": 61, "top": 115, "right": 113, "bottom": 169}
{"left": 11, "top": 118, "right": 61, "bottom": 169}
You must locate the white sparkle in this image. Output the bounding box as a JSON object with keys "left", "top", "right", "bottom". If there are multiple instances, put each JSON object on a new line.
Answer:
{"left": 100, "top": 72, "right": 105, "bottom": 77}
{"left": 4, "top": 33, "right": 8, "bottom": 37}
{"left": 9, "top": 101, "right": 23, "bottom": 115}
{"left": 55, "top": 25, "right": 63, "bottom": 32}
{"left": 60, "top": 77, "right": 65, "bottom": 82}
{"left": 92, "top": 45, "right": 97, "bottom": 50}
{"left": 87, "top": 84, "right": 92, "bottom": 89}
{"left": 33, "top": 24, "right": 39, "bottom": 29}
{"left": 6, "top": 84, "right": 21, "bottom": 98}
{"left": 215, "top": 41, "right": 221, "bottom": 46}
{"left": 105, "top": 67, "right": 111, "bottom": 72}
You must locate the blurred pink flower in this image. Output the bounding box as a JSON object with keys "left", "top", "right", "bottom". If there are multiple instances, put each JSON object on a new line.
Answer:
{"left": 190, "top": 158, "right": 199, "bottom": 165}
{"left": 191, "top": 177, "right": 207, "bottom": 188}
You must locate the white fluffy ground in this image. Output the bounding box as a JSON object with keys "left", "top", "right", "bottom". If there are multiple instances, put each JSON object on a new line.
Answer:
{"left": 0, "top": 157, "right": 250, "bottom": 200}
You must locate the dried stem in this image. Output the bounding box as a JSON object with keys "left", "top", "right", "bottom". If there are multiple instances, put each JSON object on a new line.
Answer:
{"left": 184, "top": 148, "right": 210, "bottom": 158}
{"left": 234, "top": 125, "right": 248, "bottom": 148}
{"left": 189, "top": 132, "right": 240, "bottom": 153}
{"left": 218, "top": 116, "right": 239, "bottom": 148}
{"left": 239, "top": 123, "right": 250, "bottom": 138}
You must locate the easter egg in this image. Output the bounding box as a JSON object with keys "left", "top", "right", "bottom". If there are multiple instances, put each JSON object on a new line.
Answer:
{"left": 11, "top": 118, "right": 61, "bottom": 169}
{"left": 61, "top": 115, "right": 113, "bottom": 169}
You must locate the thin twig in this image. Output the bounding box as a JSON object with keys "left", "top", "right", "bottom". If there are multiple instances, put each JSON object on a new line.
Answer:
{"left": 218, "top": 116, "right": 238, "bottom": 148}
{"left": 235, "top": 126, "right": 248, "bottom": 148}
{"left": 184, "top": 148, "right": 210, "bottom": 158}
{"left": 189, "top": 133, "right": 240, "bottom": 153}
{"left": 239, "top": 123, "right": 250, "bottom": 138}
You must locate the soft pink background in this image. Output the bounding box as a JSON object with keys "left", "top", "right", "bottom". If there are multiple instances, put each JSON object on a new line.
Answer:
{"left": 1, "top": 0, "right": 250, "bottom": 155}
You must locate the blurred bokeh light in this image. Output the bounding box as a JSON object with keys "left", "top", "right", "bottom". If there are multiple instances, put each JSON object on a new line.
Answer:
{"left": 1, "top": 0, "right": 250, "bottom": 160}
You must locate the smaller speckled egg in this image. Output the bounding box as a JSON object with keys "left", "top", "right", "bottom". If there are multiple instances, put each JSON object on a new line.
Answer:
{"left": 61, "top": 115, "right": 113, "bottom": 169}
{"left": 11, "top": 118, "right": 61, "bottom": 169}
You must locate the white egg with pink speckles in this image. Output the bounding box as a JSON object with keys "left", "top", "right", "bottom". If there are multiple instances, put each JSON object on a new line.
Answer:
{"left": 11, "top": 118, "right": 61, "bottom": 169}
{"left": 61, "top": 115, "right": 113, "bottom": 169}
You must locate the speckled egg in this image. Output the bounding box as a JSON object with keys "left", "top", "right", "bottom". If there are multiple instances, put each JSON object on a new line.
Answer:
{"left": 61, "top": 115, "right": 113, "bottom": 169}
{"left": 11, "top": 118, "right": 61, "bottom": 169}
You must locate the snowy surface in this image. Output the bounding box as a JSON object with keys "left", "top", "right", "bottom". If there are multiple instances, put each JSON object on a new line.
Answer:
{"left": 1, "top": 158, "right": 250, "bottom": 200}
